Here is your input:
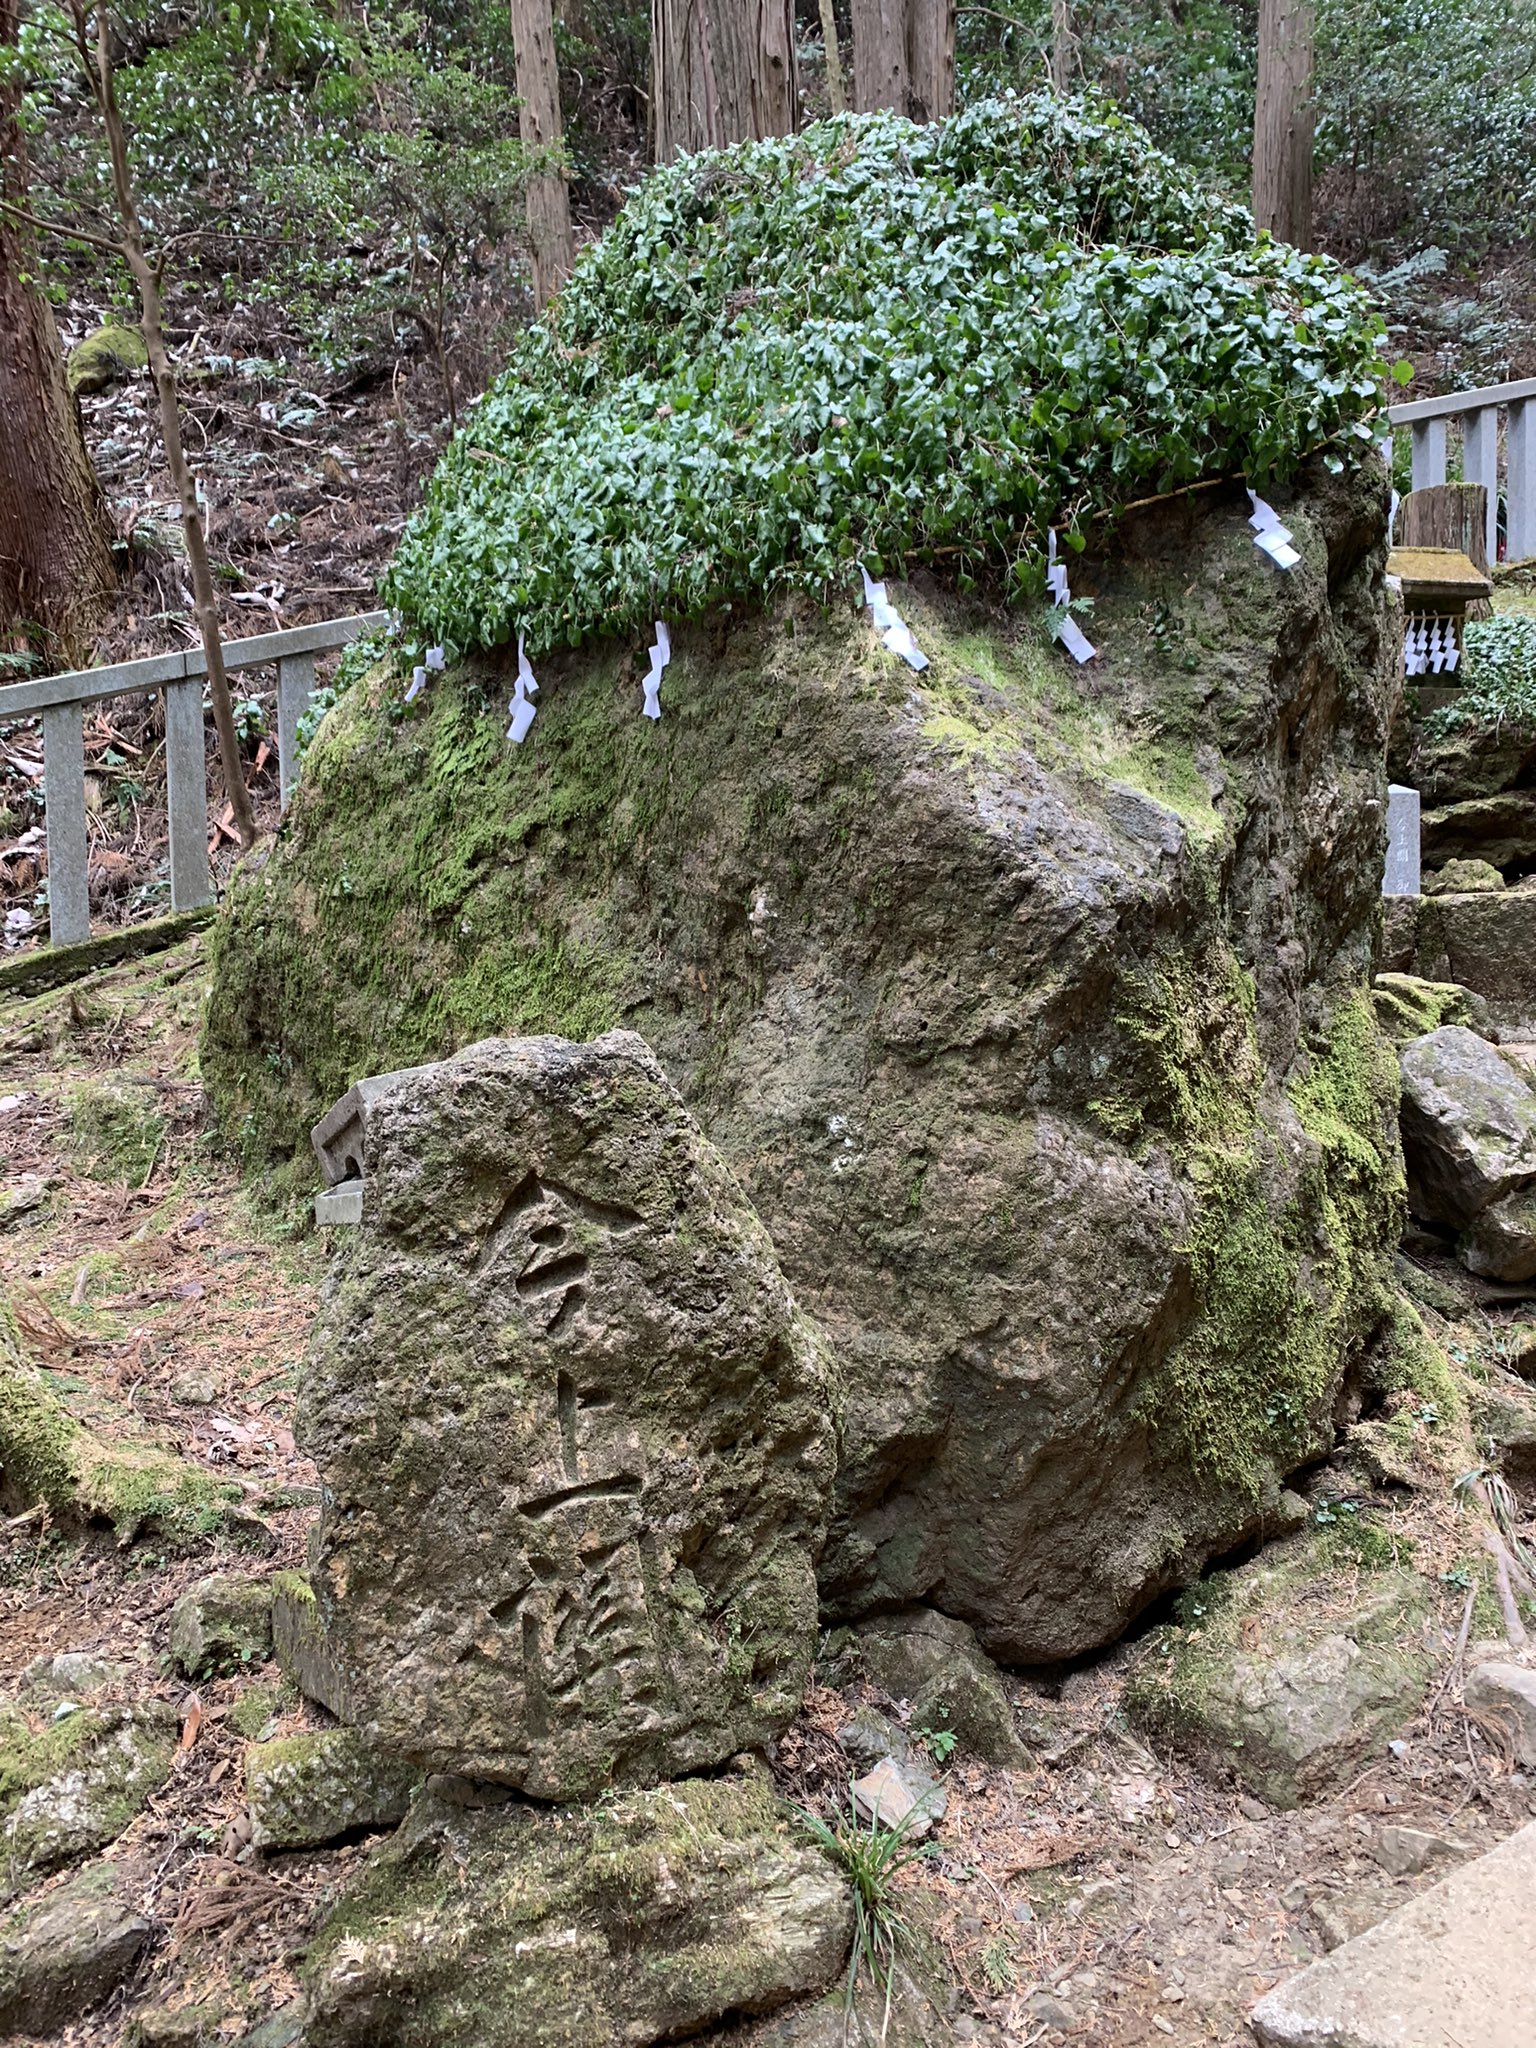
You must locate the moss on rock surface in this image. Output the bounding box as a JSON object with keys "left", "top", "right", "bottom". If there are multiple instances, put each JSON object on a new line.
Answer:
{"left": 245, "top": 1728, "right": 418, "bottom": 1852}
{"left": 0, "top": 1303, "right": 243, "bottom": 1543}
{"left": 1125, "top": 1533, "right": 1433, "bottom": 1807}
{"left": 1, "top": 1699, "right": 177, "bottom": 1897}
{"left": 65, "top": 323, "right": 147, "bottom": 396}
{"left": 302, "top": 1764, "right": 852, "bottom": 2047}
{"left": 169, "top": 1574, "right": 275, "bottom": 1678}
{"left": 205, "top": 459, "right": 1402, "bottom": 1662}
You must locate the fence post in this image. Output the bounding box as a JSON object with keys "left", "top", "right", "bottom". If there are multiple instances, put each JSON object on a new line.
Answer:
{"left": 1509, "top": 400, "right": 1536, "bottom": 563}
{"left": 276, "top": 652, "right": 316, "bottom": 808}
{"left": 41, "top": 701, "right": 91, "bottom": 946}
{"left": 1460, "top": 406, "right": 1500, "bottom": 565}
{"left": 163, "top": 678, "right": 215, "bottom": 912}
{"left": 1411, "top": 418, "right": 1447, "bottom": 492}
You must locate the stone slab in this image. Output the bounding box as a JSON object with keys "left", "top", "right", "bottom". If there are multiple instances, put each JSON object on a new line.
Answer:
{"left": 314, "top": 1179, "right": 363, "bottom": 1227}
{"left": 1249, "top": 1817, "right": 1536, "bottom": 2046}
{"left": 301, "top": 1032, "right": 836, "bottom": 1795}
{"left": 1383, "top": 784, "right": 1420, "bottom": 898}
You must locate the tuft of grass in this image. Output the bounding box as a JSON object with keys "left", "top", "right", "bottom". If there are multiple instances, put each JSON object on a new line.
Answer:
{"left": 796, "top": 1783, "right": 936, "bottom": 2041}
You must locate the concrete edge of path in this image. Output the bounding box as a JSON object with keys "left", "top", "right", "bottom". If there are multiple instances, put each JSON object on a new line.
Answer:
{"left": 1249, "top": 1817, "right": 1536, "bottom": 2048}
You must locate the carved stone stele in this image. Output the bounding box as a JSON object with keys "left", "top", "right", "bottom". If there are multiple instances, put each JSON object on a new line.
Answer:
{"left": 300, "top": 1031, "right": 835, "bottom": 1797}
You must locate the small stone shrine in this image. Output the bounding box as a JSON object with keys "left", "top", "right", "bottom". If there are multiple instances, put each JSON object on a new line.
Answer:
{"left": 1387, "top": 544, "right": 1492, "bottom": 687}
{"left": 299, "top": 1031, "right": 835, "bottom": 1798}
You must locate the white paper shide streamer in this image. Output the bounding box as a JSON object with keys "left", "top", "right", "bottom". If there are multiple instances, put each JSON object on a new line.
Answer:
{"left": 859, "top": 565, "right": 929, "bottom": 672}
{"left": 506, "top": 632, "right": 540, "bottom": 743}
{"left": 1047, "top": 530, "right": 1097, "bottom": 664}
{"left": 405, "top": 643, "right": 446, "bottom": 704}
{"left": 1403, "top": 616, "right": 1459, "bottom": 678}
{"left": 642, "top": 621, "right": 670, "bottom": 720}
{"left": 1248, "top": 492, "right": 1301, "bottom": 571}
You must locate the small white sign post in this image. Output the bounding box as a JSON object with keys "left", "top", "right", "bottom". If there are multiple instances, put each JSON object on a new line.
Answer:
{"left": 1384, "top": 784, "right": 1421, "bottom": 898}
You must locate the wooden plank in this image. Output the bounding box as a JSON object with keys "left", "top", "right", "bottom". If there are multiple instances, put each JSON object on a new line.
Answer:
{"left": 1411, "top": 418, "right": 1447, "bottom": 492}
{"left": 275, "top": 651, "right": 316, "bottom": 807}
{"left": 163, "top": 678, "right": 214, "bottom": 912}
{"left": 41, "top": 701, "right": 91, "bottom": 947}
{"left": 1389, "top": 375, "right": 1536, "bottom": 426}
{"left": 1400, "top": 486, "right": 1489, "bottom": 574}
{"left": 0, "top": 611, "right": 385, "bottom": 723}
{"left": 0, "top": 906, "right": 214, "bottom": 1001}
{"left": 1510, "top": 399, "right": 1536, "bottom": 564}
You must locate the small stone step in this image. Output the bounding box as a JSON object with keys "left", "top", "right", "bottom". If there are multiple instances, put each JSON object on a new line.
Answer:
{"left": 1250, "top": 1817, "right": 1536, "bottom": 2047}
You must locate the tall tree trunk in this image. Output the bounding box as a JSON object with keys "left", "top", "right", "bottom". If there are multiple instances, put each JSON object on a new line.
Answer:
{"left": 84, "top": 0, "right": 255, "bottom": 848}
{"left": 651, "top": 0, "right": 723, "bottom": 159}
{"left": 905, "top": 0, "right": 953, "bottom": 120}
{"left": 0, "top": 0, "right": 114, "bottom": 668}
{"left": 651, "top": 0, "right": 797, "bottom": 162}
{"left": 852, "top": 0, "right": 952, "bottom": 119}
{"left": 510, "top": 0, "right": 575, "bottom": 308}
{"left": 1252, "top": 0, "right": 1314, "bottom": 249}
{"left": 1050, "top": 0, "right": 1075, "bottom": 90}
{"left": 818, "top": 0, "right": 847, "bottom": 113}
{"left": 852, "top": 0, "right": 907, "bottom": 111}
{"left": 713, "top": 0, "right": 797, "bottom": 144}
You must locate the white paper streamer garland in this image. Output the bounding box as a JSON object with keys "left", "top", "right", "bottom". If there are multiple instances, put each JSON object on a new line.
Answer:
{"left": 1403, "top": 616, "right": 1459, "bottom": 678}
{"left": 405, "top": 643, "right": 446, "bottom": 704}
{"left": 1248, "top": 492, "right": 1301, "bottom": 571}
{"left": 506, "top": 632, "right": 540, "bottom": 743}
{"left": 1047, "top": 531, "right": 1097, "bottom": 664}
{"left": 858, "top": 564, "right": 929, "bottom": 671}
{"left": 642, "top": 621, "right": 670, "bottom": 720}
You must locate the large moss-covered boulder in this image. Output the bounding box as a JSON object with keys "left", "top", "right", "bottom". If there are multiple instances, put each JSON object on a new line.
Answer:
{"left": 206, "top": 460, "right": 1405, "bottom": 1664}
{"left": 302, "top": 1765, "right": 852, "bottom": 2047}
{"left": 298, "top": 1032, "right": 835, "bottom": 1794}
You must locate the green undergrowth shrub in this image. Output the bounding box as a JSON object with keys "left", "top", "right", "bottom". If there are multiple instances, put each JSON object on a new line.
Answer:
{"left": 1423, "top": 614, "right": 1536, "bottom": 736}
{"left": 19, "top": 0, "right": 534, "bottom": 378}
{"left": 383, "top": 92, "right": 1392, "bottom": 660}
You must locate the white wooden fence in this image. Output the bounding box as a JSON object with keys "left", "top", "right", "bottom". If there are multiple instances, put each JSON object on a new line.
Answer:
{"left": 1388, "top": 374, "right": 1536, "bottom": 564}
{"left": 0, "top": 613, "right": 383, "bottom": 948}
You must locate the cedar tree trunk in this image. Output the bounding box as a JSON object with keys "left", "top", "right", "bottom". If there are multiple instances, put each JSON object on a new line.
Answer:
{"left": 1253, "top": 0, "right": 1314, "bottom": 249}
{"left": 510, "top": 0, "right": 575, "bottom": 307}
{"left": 0, "top": 0, "right": 114, "bottom": 667}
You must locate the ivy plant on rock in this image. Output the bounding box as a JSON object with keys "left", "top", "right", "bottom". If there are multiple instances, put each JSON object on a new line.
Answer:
{"left": 381, "top": 92, "right": 1391, "bottom": 662}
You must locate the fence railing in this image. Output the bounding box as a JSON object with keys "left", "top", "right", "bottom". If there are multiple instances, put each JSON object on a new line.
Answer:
{"left": 1388, "top": 375, "right": 1536, "bottom": 565}
{"left": 0, "top": 612, "right": 384, "bottom": 949}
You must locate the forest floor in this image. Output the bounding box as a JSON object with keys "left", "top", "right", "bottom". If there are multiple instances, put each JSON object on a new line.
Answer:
{"left": 3, "top": 939, "right": 1535, "bottom": 2048}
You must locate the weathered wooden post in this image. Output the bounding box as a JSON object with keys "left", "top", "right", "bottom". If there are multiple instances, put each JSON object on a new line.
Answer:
{"left": 163, "top": 677, "right": 214, "bottom": 910}
{"left": 41, "top": 702, "right": 89, "bottom": 945}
